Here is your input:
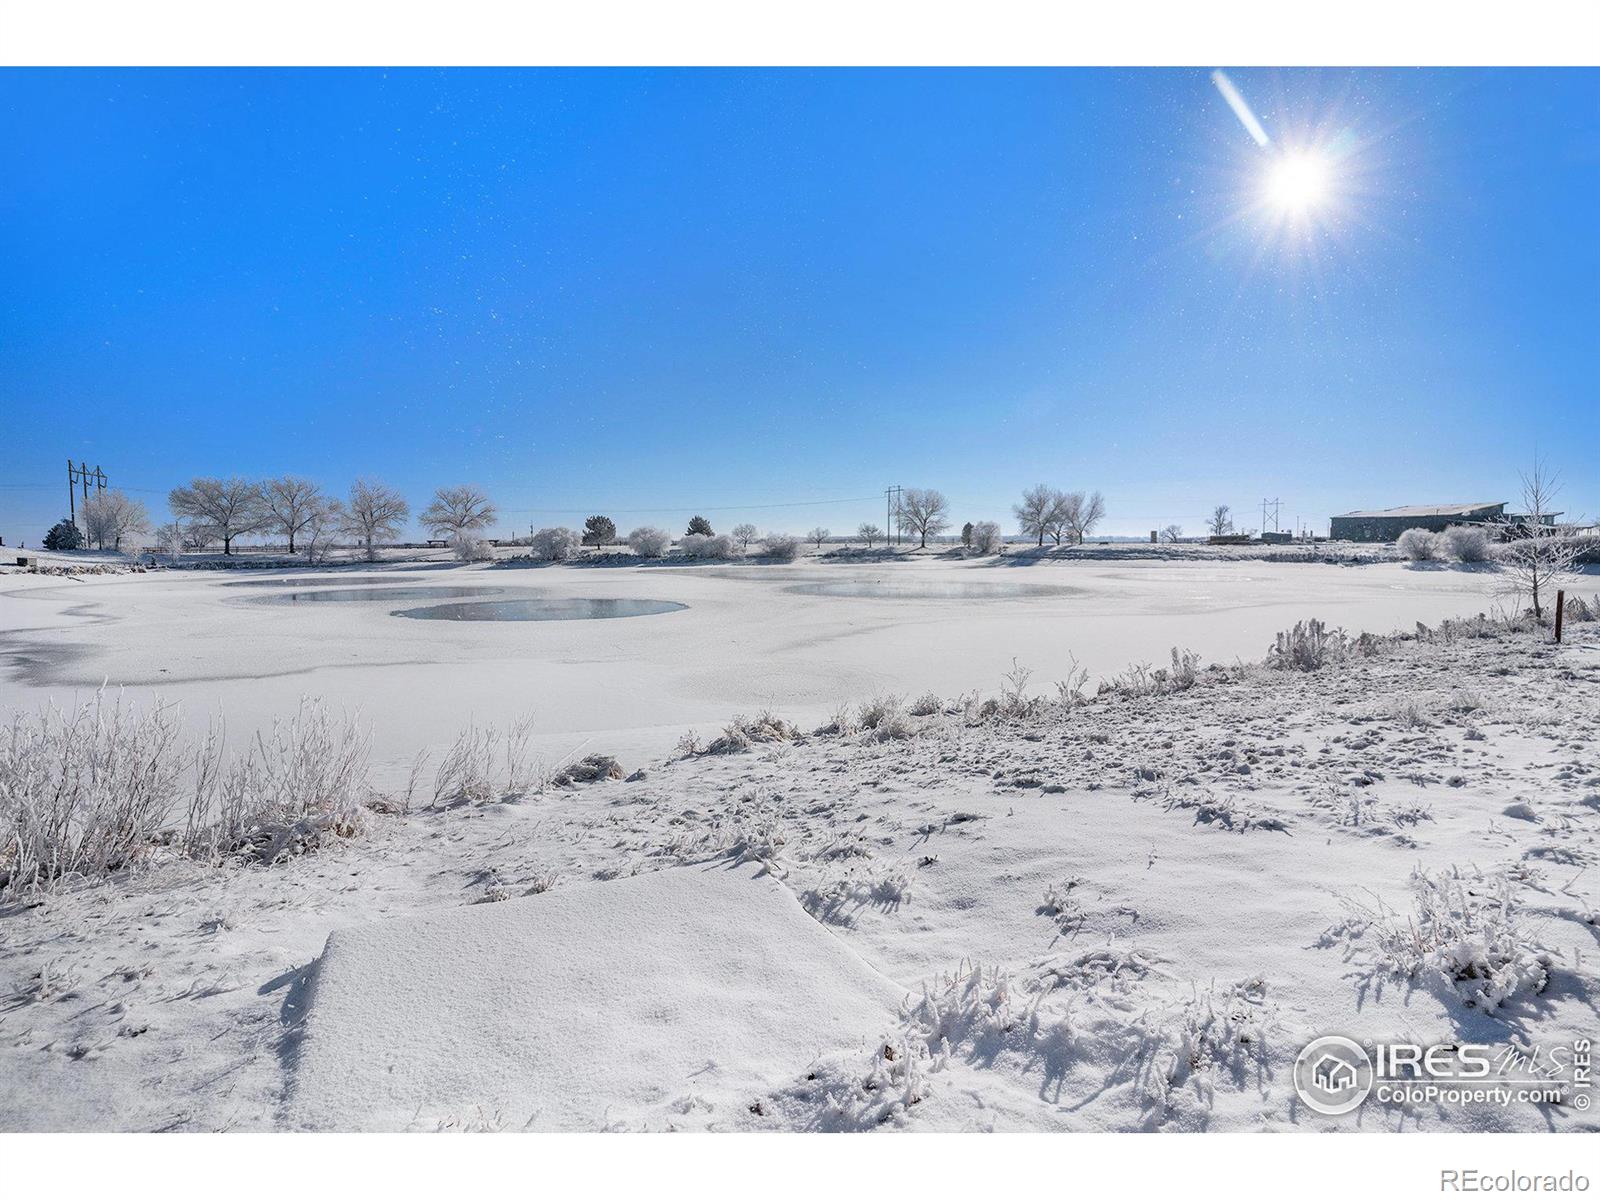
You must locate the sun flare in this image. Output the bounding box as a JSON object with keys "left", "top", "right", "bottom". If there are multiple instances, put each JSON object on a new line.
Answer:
{"left": 1265, "top": 150, "right": 1332, "bottom": 214}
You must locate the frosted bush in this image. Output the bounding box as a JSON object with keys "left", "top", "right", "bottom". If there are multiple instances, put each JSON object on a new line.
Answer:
{"left": 185, "top": 699, "right": 372, "bottom": 864}
{"left": 1397, "top": 527, "right": 1444, "bottom": 562}
{"left": 528, "top": 526, "right": 582, "bottom": 561}
{"left": 451, "top": 534, "right": 494, "bottom": 562}
{"left": 680, "top": 533, "right": 740, "bottom": 560}
{"left": 909, "top": 692, "right": 943, "bottom": 716}
{"left": 1267, "top": 618, "right": 1350, "bottom": 671}
{"left": 1099, "top": 648, "right": 1201, "bottom": 697}
{"left": 1441, "top": 524, "right": 1492, "bottom": 563}
{"left": 1, "top": 691, "right": 184, "bottom": 893}
{"left": 1340, "top": 868, "right": 1551, "bottom": 1011}
{"left": 626, "top": 526, "right": 672, "bottom": 558}
{"left": 857, "top": 695, "right": 915, "bottom": 741}
{"left": 430, "top": 715, "right": 539, "bottom": 806}
{"left": 762, "top": 533, "right": 800, "bottom": 561}
{"left": 970, "top": 520, "right": 1003, "bottom": 555}
{"left": 703, "top": 711, "right": 798, "bottom": 754}
{"left": 551, "top": 754, "right": 623, "bottom": 786}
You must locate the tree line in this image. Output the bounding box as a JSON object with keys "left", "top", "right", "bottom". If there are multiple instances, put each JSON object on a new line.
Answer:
{"left": 38, "top": 477, "right": 1112, "bottom": 559}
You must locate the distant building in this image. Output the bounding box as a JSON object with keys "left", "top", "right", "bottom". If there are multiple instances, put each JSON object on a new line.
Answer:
{"left": 1329, "top": 502, "right": 1506, "bottom": 542}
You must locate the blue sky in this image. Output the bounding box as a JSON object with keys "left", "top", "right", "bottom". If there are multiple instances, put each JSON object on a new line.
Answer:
{"left": 1, "top": 68, "right": 1595, "bottom": 543}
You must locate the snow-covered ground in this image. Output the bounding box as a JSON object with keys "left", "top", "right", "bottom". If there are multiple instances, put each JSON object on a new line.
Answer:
{"left": 2, "top": 557, "right": 1596, "bottom": 1132}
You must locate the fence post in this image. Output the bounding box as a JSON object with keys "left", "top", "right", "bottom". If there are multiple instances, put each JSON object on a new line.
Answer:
{"left": 1554, "top": 589, "right": 1565, "bottom": 643}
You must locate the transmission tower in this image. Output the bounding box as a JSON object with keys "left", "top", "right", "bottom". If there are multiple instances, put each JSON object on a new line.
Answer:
{"left": 67, "top": 460, "right": 108, "bottom": 535}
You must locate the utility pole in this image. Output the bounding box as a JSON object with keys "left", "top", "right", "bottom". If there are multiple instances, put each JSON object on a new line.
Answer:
{"left": 67, "top": 460, "right": 109, "bottom": 538}
{"left": 884, "top": 485, "right": 902, "bottom": 547}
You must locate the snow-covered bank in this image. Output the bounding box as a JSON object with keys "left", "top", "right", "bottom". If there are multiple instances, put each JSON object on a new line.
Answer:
{"left": 3, "top": 609, "right": 1596, "bottom": 1131}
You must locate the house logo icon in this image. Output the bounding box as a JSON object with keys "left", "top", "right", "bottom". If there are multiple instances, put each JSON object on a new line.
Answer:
{"left": 1294, "top": 1036, "right": 1375, "bottom": 1116}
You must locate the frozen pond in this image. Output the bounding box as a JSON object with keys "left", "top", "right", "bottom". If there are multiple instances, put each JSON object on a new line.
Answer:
{"left": 259, "top": 586, "right": 507, "bottom": 605}
{"left": 392, "top": 597, "right": 687, "bottom": 622}
{"left": 0, "top": 557, "right": 1518, "bottom": 772}
{"left": 784, "top": 579, "right": 1075, "bottom": 600}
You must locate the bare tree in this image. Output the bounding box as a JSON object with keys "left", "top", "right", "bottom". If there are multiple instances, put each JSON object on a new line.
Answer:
{"left": 857, "top": 523, "right": 882, "bottom": 548}
{"left": 731, "top": 523, "right": 758, "bottom": 551}
{"left": 301, "top": 499, "right": 345, "bottom": 565}
{"left": 1071, "top": 491, "right": 1106, "bottom": 543}
{"left": 1049, "top": 491, "right": 1081, "bottom": 545}
{"left": 1498, "top": 458, "right": 1579, "bottom": 621}
{"left": 167, "top": 477, "right": 267, "bottom": 555}
{"left": 420, "top": 485, "right": 496, "bottom": 542}
{"left": 1207, "top": 505, "right": 1234, "bottom": 537}
{"left": 1014, "top": 484, "right": 1057, "bottom": 547}
{"left": 341, "top": 479, "right": 410, "bottom": 561}
{"left": 896, "top": 488, "right": 951, "bottom": 548}
{"left": 1160, "top": 523, "right": 1183, "bottom": 543}
{"left": 82, "top": 491, "right": 150, "bottom": 551}
{"left": 263, "top": 476, "right": 333, "bottom": 554}
{"left": 181, "top": 523, "right": 219, "bottom": 551}
{"left": 808, "top": 526, "right": 830, "bottom": 548}
{"left": 155, "top": 521, "right": 185, "bottom": 560}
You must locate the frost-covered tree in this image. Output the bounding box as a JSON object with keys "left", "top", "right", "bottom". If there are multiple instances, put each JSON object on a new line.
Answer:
{"left": 681, "top": 533, "right": 739, "bottom": 560}
{"left": 341, "top": 479, "right": 409, "bottom": 561}
{"left": 182, "top": 523, "right": 219, "bottom": 551}
{"left": 1069, "top": 491, "right": 1106, "bottom": 543}
{"left": 762, "top": 533, "right": 799, "bottom": 561}
{"left": 730, "top": 523, "right": 758, "bottom": 550}
{"left": 42, "top": 518, "right": 83, "bottom": 551}
{"left": 301, "top": 501, "right": 344, "bottom": 564}
{"left": 1397, "top": 528, "right": 1444, "bottom": 562}
{"left": 1207, "top": 505, "right": 1234, "bottom": 537}
{"left": 167, "top": 477, "right": 267, "bottom": 555}
{"left": 627, "top": 527, "right": 672, "bottom": 558}
{"left": 1497, "top": 458, "right": 1578, "bottom": 620}
{"left": 262, "top": 476, "right": 334, "bottom": 554}
{"left": 1013, "top": 484, "right": 1059, "bottom": 547}
{"left": 808, "top": 527, "right": 830, "bottom": 548}
{"left": 529, "top": 527, "right": 582, "bottom": 561}
{"left": 583, "top": 515, "right": 618, "bottom": 547}
{"left": 1441, "top": 524, "right": 1492, "bottom": 563}
{"left": 971, "top": 520, "right": 1003, "bottom": 554}
{"left": 1048, "top": 491, "right": 1081, "bottom": 545}
{"left": 857, "top": 523, "right": 882, "bottom": 548}
{"left": 420, "top": 485, "right": 496, "bottom": 542}
{"left": 896, "top": 488, "right": 950, "bottom": 548}
{"left": 686, "top": 515, "right": 714, "bottom": 536}
{"left": 155, "top": 521, "right": 185, "bottom": 560}
{"left": 83, "top": 491, "right": 150, "bottom": 550}
{"left": 1160, "top": 523, "right": 1183, "bottom": 543}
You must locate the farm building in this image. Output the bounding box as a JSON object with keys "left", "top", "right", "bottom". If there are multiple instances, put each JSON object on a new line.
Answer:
{"left": 1329, "top": 502, "right": 1506, "bottom": 542}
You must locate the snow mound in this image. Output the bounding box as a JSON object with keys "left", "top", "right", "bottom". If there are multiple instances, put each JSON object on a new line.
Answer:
{"left": 287, "top": 866, "right": 904, "bottom": 1130}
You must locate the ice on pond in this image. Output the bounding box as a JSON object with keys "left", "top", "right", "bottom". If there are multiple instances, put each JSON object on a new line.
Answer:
{"left": 784, "top": 579, "right": 1076, "bottom": 600}
{"left": 392, "top": 597, "right": 687, "bottom": 622}
{"left": 261, "top": 586, "right": 508, "bottom": 604}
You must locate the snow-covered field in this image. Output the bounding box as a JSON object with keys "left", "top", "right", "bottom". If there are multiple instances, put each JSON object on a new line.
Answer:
{"left": 2, "top": 556, "right": 1597, "bottom": 1132}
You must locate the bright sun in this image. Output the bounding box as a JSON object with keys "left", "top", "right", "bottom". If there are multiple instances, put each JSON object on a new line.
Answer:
{"left": 1265, "top": 151, "right": 1331, "bottom": 214}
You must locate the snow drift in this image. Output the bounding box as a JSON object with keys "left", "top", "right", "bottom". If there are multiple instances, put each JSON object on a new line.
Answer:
{"left": 287, "top": 866, "right": 905, "bottom": 1130}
